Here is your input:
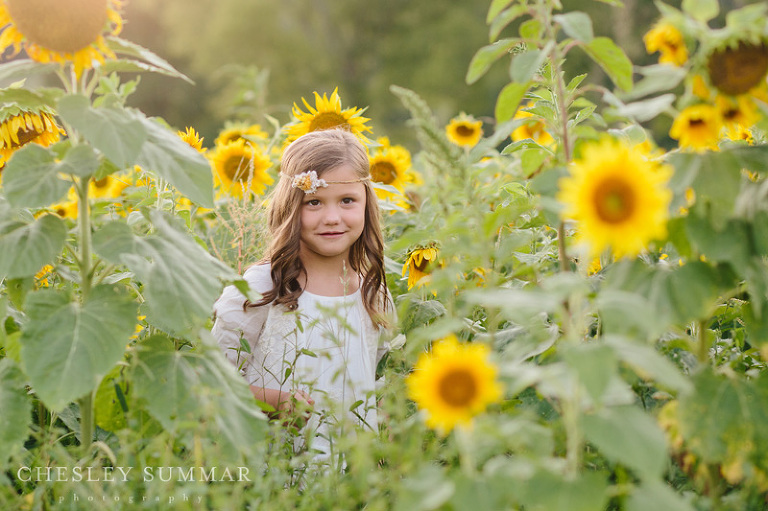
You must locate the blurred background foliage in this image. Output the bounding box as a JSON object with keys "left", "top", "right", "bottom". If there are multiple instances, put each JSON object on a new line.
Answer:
{"left": 117, "top": 0, "right": 710, "bottom": 147}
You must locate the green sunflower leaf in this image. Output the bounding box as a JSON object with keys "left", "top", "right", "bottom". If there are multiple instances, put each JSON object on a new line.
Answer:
{"left": 626, "top": 481, "right": 695, "bottom": 511}
{"left": 92, "top": 211, "right": 237, "bottom": 334}
{"left": 0, "top": 59, "right": 58, "bottom": 88}
{"left": 132, "top": 334, "right": 266, "bottom": 462}
{"left": 0, "top": 88, "right": 59, "bottom": 116}
{"left": 94, "top": 364, "right": 128, "bottom": 432}
{"left": 2, "top": 144, "right": 73, "bottom": 208}
{"left": 517, "top": 469, "right": 609, "bottom": 511}
{"left": 486, "top": 0, "right": 516, "bottom": 24}
{"left": 0, "top": 213, "right": 66, "bottom": 279}
{"left": 489, "top": 4, "right": 528, "bottom": 42}
{"left": 19, "top": 285, "right": 137, "bottom": 412}
{"left": 106, "top": 37, "right": 193, "bottom": 84}
{"left": 583, "top": 405, "right": 667, "bottom": 480}
{"left": 57, "top": 94, "right": 147, "bottom": 169}
{"left": 0, "top": 359, "right": 31, "bottom": 466}
{"left": 466, "top": 38, "right": 519, "bottom": 85}
{"left": 582, "top": 37, "right": 633, "bottom": 92}
{"left": 553, "top": 12, "right": 594, "bottom": 43}
{"left": 509, "top": 42, "right": 553, "bottom": 84}
{"left": 678, "top": 369, "right": 768, "bottom": 464}
{"left": 682, "top": 0, "right": 718, "bottom": 22}
{"left": 133, "top": 114, "right": 214, "bottom": 208}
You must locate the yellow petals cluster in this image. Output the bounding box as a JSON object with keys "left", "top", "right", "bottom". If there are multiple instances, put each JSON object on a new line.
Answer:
{"left": 644, "top": 22, "right": 688, "bottom": 66}
{"left": 669, "top": 104, "right": 723, "bottom": 152}
{"left": 511, "top": 108, "right": 555, "bottom": 148}
{"left": 445, "top": 113, "right": 483, "bottom": 148}
{"left": 284, "top": 88, "right": 372, "bottom": 145}
{"left": 0, "top": 110, "right": 64, "bottom": 164}
{"left": 178, "top": 127, "right": 205, "bottom": 153}
{"left": 214, "top": 123, "right": 268, "bottom": 147}
{"left": 407, "top": 335, "right": 503, "bottom": 434}
{"left": 369, "top": 137, "right": 419, "bottom": 209}
{"left": 557, "top": 137, "right": 673, "bottom": 259}
{"left": 402, "top": 246, "right": 438, "bottom": 289}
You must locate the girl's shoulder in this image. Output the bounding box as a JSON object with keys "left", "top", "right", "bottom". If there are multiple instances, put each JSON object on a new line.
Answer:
{"left": 213, "top": 263, "right": 273, "bottom": 324}
{"left": 242, "top": 262, "right": 274, "bottom": 295}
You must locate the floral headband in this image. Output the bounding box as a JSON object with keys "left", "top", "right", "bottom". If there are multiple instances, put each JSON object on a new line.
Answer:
{"left": 288, "top": 170, "right": 370, "bottom": 194}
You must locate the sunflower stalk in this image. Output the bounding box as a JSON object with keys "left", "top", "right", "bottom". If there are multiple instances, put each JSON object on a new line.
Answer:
{"left": 542, "top": 2, "right": 573, "bottom": 274}
{"left": 74, "top": 173, "right": 97, "bottom": 455}
{"left": 454, "top": 426, "right": 476, "bottom": 476}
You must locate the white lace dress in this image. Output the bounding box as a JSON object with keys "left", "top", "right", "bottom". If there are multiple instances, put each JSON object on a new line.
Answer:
{"left": 211, "top": 263, "right": 389, "bottom": 460}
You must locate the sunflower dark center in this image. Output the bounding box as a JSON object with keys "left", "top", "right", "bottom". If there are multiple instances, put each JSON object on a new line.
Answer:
{"left": 308, "top": 113, "right": 349, "bottom": 133}
{"left": 456, "top": 125, "right": 476, "bottom": 138}
{"left": 224, "top": 155, "right": 250, "bottom": 182}
{"left": 7, "top": 0, "right": 109, "bottom": 53}
{"left": 371, "top": 161, "right": 397, "bottom": 184}
{"left": 414, "top": 254, "right": 431, "bottom": 272}
{"left": 723, "top": 108, "right": 739, "bottom": 121}
{"left": 438, "top": 369, "right": 477, "bottom": 408}
{"left": 93, "top": 177, "right": 109, "bottom": 189}
{"left": 12, "top": 127, "right": 43, "bottom": 148}
{"left": 594, "top": 177, "right": 635, "bottom": 224}
{"left": 688, "top": 118, "right": 706, "bottom": 128}
{"left": 707, "top": 42, "right": 768, "bottom": 96}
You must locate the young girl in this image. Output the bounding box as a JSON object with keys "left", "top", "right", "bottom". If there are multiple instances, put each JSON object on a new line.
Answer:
{"left": 211, "top": 128, "right": 393, "bottom": 460}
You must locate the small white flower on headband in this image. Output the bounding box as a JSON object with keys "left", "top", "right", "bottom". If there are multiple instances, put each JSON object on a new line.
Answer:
{"left": 291, "top": 171, "right": 327, "bottom": 194}
{"left": 288, "top": 170, "right": 371, "bottom": 194}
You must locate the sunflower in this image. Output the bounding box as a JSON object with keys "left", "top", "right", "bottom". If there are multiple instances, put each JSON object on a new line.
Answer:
{"left": 34, "top": 264, "right": 54, "bottom": 288}
{"left": 48, "top": 189, "right": 78, "bottom": 219}
{"left": 178, "top": 126, "right": 205, "bottom": 153}
{"left": 213, "top": 123, "right": 268, "bottom": 147}
{"left": 445, "top": 113, "right": 483, "bottom": 148}
{"left": 402, "top": 246, "right": 438, "bottom": 289}
{"left": 209, "top": 139, "right": 273, "bottom": 198}
{"left": 725, "top": 125, "right": 754, "bottom": 145}
{"left": 0, "top": 0, "right": 124, "bottom": 78}
{"left": 0, "top": 107, "right": 64, "bottom": 164}
{"left": 283, "top": 88, "right": 372, "bottom": 145}
{"left": 368, "top": 138, "right": 414, "bottom": 209}
{"left": 715, "top": 95, "right": 759, "bottom": 138}
{"left": 406, "top": 335, "right": 502, "bottom": 434}
{"left": 669, "top": 104, "right": 723, "bottom": 152}
{"left": 643, "top": 21, "right": 688, "bottom": 67}
{"left": 557, "top": 137, "right": 672, "bottom": 259}
{"left": 89, "top": 173, "right": 128, "bottom": 200}
{"left": 707, "top": 41, "right": 768, "bottom": 96}
{"left": 511, "top": 108, "right": 555, "bottom": 147}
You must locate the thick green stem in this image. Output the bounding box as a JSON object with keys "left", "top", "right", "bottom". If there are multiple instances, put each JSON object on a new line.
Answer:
{"left": 75, "top": 178, "right": 93, "bottom": 301}
{"left": 75, "top": 177, "right": 95, "bottom": 453}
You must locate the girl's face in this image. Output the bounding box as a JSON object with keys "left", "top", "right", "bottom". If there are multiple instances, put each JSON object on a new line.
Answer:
{"left": 298, "top": 164, "right": 367, "bottom": 264}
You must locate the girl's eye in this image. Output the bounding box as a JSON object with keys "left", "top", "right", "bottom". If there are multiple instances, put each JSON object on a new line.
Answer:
{"left": 341, "top": 197, "right": 355, "bottom": 204}
{"left": 306, "top": 199, "right": 320, "bottom": 206}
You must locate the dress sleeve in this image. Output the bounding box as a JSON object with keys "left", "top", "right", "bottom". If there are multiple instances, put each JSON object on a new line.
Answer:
{"left": 211, "top": 264, "right": 272, "bottom": 375}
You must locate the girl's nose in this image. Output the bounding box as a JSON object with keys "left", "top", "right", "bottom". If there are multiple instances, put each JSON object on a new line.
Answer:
{"left": 323, "top": 206, "right": 341, "bottom": 224}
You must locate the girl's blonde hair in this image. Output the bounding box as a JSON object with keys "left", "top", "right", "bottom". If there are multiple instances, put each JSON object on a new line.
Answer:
{"left": 251, "top": 129, "right": 390, "bottom": 327}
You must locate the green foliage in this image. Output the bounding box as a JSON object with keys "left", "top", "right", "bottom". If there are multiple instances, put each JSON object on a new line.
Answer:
{"left": 92, "top": 212, "right": 237, "bottom": 334}
{"left": 0, "top": 213, "right": 66, "bottom": 279}
{"left": 0, "top": 360, "right": 31, "bottom": 464}
{"left": 19, "top": 286, "right": 137, "bottom": 411}
{"left": 2, "top": 0, "right": 768, "bottom": 509}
